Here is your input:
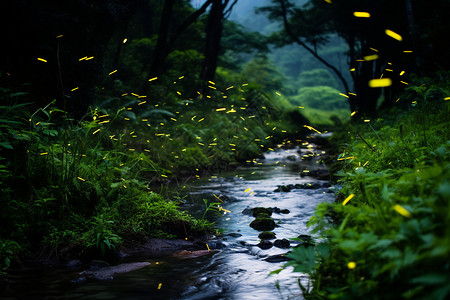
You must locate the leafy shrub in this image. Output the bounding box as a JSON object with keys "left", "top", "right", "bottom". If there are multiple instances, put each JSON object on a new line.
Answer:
{"left": 283, "top": 81, "right": 450, "bottom": 299}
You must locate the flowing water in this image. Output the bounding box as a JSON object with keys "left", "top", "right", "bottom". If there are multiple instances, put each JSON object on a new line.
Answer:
{"left": 1, "top": 145, "right": 334, "bottom": 300}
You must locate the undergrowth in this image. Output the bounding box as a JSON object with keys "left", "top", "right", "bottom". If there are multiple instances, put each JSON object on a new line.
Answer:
{"left": 280, "top": 77, "right": 450, "bottom": 299}
{"left": 0, "top": 76, "right": 308, "bottom": 272}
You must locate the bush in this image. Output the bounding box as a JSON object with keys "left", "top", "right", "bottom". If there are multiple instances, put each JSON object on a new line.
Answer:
{"left": 281, "top": 80, "right": 450, "bottom": 299}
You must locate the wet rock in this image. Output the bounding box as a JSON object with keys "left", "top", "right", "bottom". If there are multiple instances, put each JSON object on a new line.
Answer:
{"left": 300, "top": 169, "right": 330, "bottom": 180}
{"left": 264, "top": 254, "right": 291, "bottom": 263}
{"left": 297, "top": 235, "right": 315, "bottom": 247}
{"left": 79, "top": 262, "right": 151, "bottom": 280}
{"left": 258, "top": 231, "right": 276, "bottom": 240}
{"left": 272, "top": 207, "right": 290, "bottom": 214}
{"left": 257, "top": 240, "right": 273, "bottom": 250}
{"left": 252, "top": 207, "right": 273, "bottom": 217}
{"left": 66, "top": 259, "right": 82, "bottom": 267}
{"left": 226, "top": 232, "right": 243, "bottom": 238}
{"left": 207, "top": 241, "right": 226, "bottom": 249}
{"left": 274, "top": 239, "right": 290, "bottom": 249}
{"left": 275, "top": 182, "right": 330, "bottom": 192}
{"left": 286, "top": 155, "right": 297, "bottom": 161}
{"left": 89, "top": 260, "right": 110, "bottom": 271}
{"left": 297, "top": 235, "right": 314, "bottom": 243}
{"left": 249, "top": 218, "right": 276, "bottom": 231}
{"left": 172, "top": 249, "right": 219, "bottom": 259}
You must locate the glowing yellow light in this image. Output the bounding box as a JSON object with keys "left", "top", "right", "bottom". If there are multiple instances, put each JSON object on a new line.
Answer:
{"left": 56, "top": 34, "right": 63, "bottom": 38}
{"left": 444, "top": 97, "right": 450, "bottom": 101}
{"left": 351, "top": 111, "right": 357, "bottom": 116}
{"left": 123, "top": 38, "right": 127, "bottom": 43}
{"left": 37, "top": 58, "right": 47, "bottom": 63}
{"left": 348, "top": 262, "right": 357, "bottom": 269}
{"left": 342, "top": 193, "right": 355, "bottom": 206}
{"left": 92, "top": 129, "right": 100, "bottom": 135}
{"left": 339, "top": 93, "right": 349, "bottom": 98}
{"left": 275, "top": 92, "right": 281, "bottom": 96}
{"left": 353, "top": 11, "right": 370, "bottom": 18}
{"left": 216, "top": 108, "right": 226, "bottom": 111}
{"left": 368, "top": 78, "right": 392, "bottom": 88}
{"left": 394, "top": 204, "right": 411, "bottom": 218}
{"left": 79, "top": 56, "right": 87, "bottom": 61}
{"left": 400, "top": 81, "right": 409, "bottom": 85}
{"left": 148, "top": 77, "right": 158, "bottom": 82}
{"left": 157, "top": 283, "right": 162, "bottom": 289}
{"left": 304, "top": 125, "right": 321, "bottom": 134}
{"left": 324, "top": 0, "right": 332, "bottom": 3}
{"left": 385, "top": 29, "right": 403, "bottom": 41}
{"left": 40, "top": 152, "right": 48, "bottom": 156}
{"left": 369, "top": 47, "right": 378, "bottom": 52}
{"left": 403, "top": 50, "right": 413, "bottom": 53}
{"left": 85, "top": 56, "right": 94, "bottom": 60}
{"left": 108, "top": 70, "right": 117, "bottom": 75}
{"left": 244, "top": 188, "right": 251, "bottom": 193}
{"left": 71, "top": 87, "right": 79, "bottom": 92}
{"left": 363, "top": 54, "right": 379, "bottom": 61}
{"left": 350, "top": 68, "right": 355, "bottom": 72}
{"left": 399, "top": 71, "right": 405, "bottom": 76}
{"left": 77, "top": 177, "right": 86, "bottom": 181}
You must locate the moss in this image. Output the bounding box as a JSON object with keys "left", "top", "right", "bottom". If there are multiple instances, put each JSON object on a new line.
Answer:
{"left": 258, "top": 231, "right": 276, "bottom": 240}
{"left": 249, "top": 218, "right": 276, "bottom": 231}
{"left": 252, "top": 207, "right": 273, "bottom": 218}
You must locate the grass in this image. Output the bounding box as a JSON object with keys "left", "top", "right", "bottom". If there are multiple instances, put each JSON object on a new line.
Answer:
{"left": 0, "top": 76, "right": 308, "bottom": 272}
{"left": 277, "top": 76, "right": 450, "bottom": 299}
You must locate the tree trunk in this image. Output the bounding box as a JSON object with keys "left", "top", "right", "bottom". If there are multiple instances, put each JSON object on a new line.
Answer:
{"left": 200, "top": 0, "right": 227, "bottom": 82}
{"left": 149, "top": 0, "right": 175, "bottom": 77}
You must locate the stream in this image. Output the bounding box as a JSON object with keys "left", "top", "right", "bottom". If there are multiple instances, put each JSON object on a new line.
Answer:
{"left": 1, "top": 143, "right": 334, "bottom": 300}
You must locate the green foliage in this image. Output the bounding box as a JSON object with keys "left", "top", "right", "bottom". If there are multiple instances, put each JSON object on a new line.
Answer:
{"left": 0, "top": 87, "right": 215, "bottom": 269}
{"left": 291, "top": 86, "right": 348, "bottom": 110}
{"left": 297, "top": 69, "right": 339, "bottom": 89}
{"left": 284, "top": 81, "right": 450, "bottom": 299}
{"left": 241, "top": 54, "right": 287, "bottom": 92}
{"left": 289, "top": 85, "right": 350, "bottom": 128}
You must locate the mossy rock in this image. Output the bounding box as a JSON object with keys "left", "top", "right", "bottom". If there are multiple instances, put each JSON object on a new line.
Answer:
{"left": 257, "top": 240, "right": 273, "bottom": 250}
{"left": 255, "top": 212, "right": 270, "bottom": 218}
{"left": 258, "top": 231, "right": 276, "bottom": 240}
{"left": 274, "top": 238, "right": 290, "bottom": 249}
{"left": 250, "top": 218, "right": 276, "bottom": 231}
{"left": 297, "top": 234, "right": 315, "bottom": 247}
{"left": 252, "top": 207, "right": 273, "bottom": 218}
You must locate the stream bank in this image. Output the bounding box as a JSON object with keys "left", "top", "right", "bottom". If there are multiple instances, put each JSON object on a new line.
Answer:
{"left": 1, "top": 138, "right": 335, "bottom": 299}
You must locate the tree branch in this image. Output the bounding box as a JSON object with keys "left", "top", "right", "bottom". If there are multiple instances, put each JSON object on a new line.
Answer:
{"left": 223, "top": 0, "right": 239, "bottom": 19}
{"left": 278, "top": 0, "right": 350, "bottom": 94}
{"left": 168, "top": 0, "right": 215, "bottom": 47}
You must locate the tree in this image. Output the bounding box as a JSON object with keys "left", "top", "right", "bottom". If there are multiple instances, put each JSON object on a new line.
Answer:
{"left": 200, "top": 0, "right": 238, "bottom": 81}
{"left": 149, "top": 0, "right": 215, "bottom": 77}
{"left": 258, "top": 0, "right": 415, "bottom": 116}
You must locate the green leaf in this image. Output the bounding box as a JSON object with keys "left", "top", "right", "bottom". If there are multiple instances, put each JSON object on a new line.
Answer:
{"left": 0, "top": 142, "right": 13, "bottom": 149}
